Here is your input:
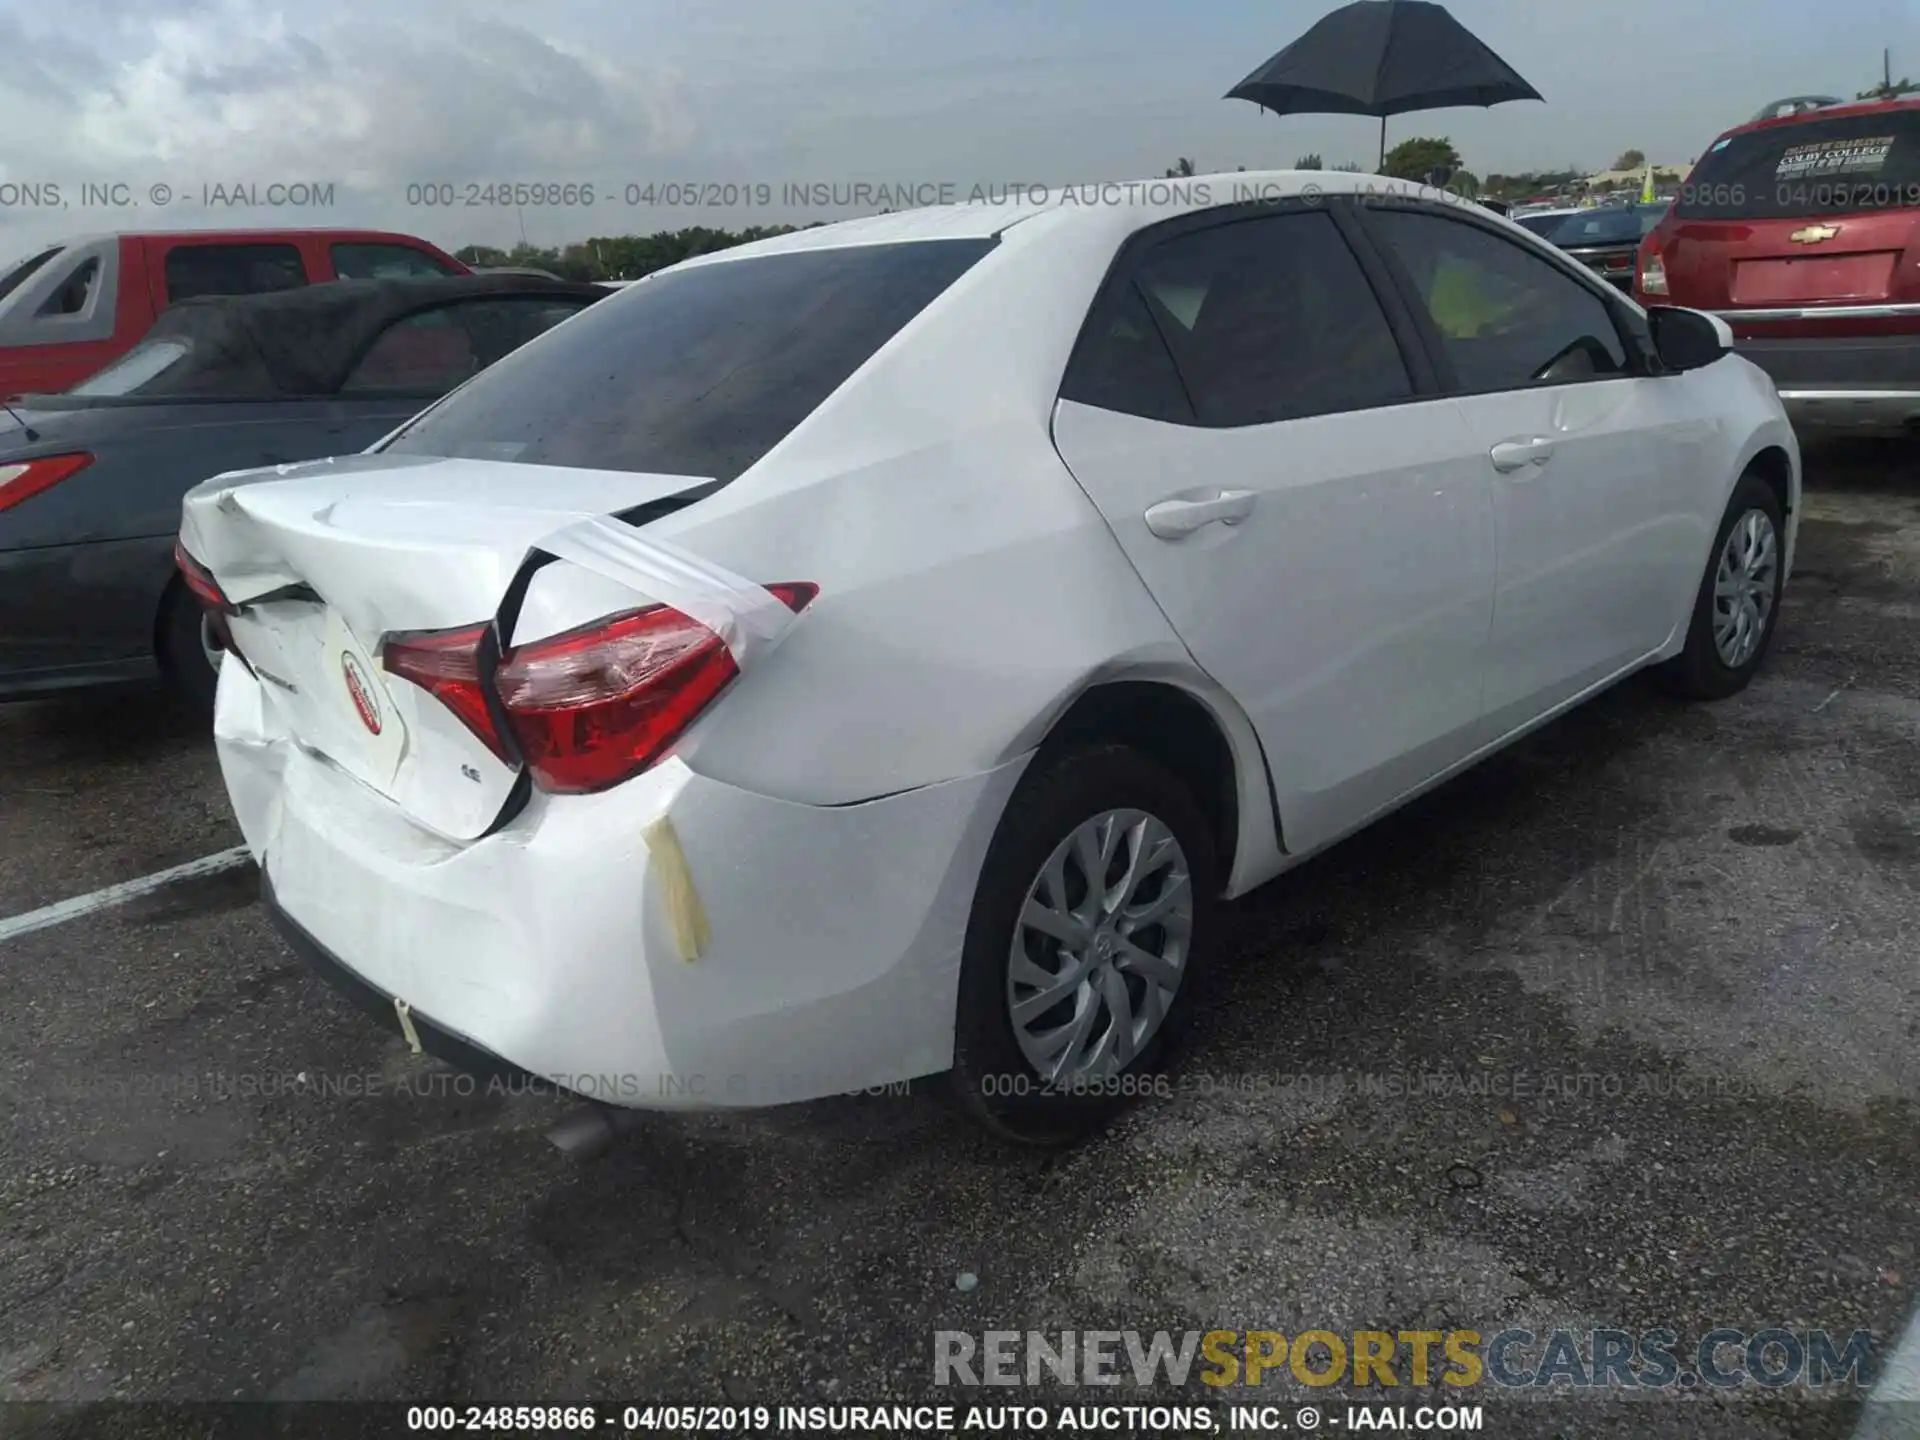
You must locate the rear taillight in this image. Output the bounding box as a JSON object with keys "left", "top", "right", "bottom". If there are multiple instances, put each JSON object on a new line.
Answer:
{"left": 496, "top": 582, "right": 817, "bottom": 794}
{"left": 381, "top": 623, "right": 512, "bottom": 762}
{"left": 380, "top": 582, "right": 817, "bottom": 792}
{"left": 172, "top": 538, "right": 245, "bottom": 662}
{"left": 173, "top": 539, "right": 229, "bottom": 609}
{"left": 1639, "top": 249, "right": 1669, "bottom": 295}
{"left": 0, "top": 453, "right": 92, "bottom": 513}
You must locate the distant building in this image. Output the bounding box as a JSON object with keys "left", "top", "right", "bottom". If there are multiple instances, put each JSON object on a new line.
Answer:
{"left": 1582, "top": 162, "right": 1693, "bottom": 193}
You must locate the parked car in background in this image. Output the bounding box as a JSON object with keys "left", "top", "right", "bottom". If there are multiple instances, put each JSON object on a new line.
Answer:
{"left": 0, "top": 230, "right": 469, "bottom": 399}
{"left": 0, "top": 275, "right": 600, "bottom": 708}
{"left": 1638, "top": 96, "right": 1920, "bottom": 431}
{"left": 1511, "top": 206, "right": 1583, "bottom": 238}
{"left": 1543, "top": 203, "right": 1669, "bottom": 290}
{"left": 178, "top": 173, "right": 1797, "bottom": 1143}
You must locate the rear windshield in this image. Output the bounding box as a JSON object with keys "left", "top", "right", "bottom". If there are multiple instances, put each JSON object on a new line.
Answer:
{"left": 1547, "top": 207, "right": 1664, "bottom": 246}
{"left": 1513, "top": 213, "right": 1571, "bottom": 237}
{"left": 67, "top": 339, "right": 195, "bottom": 397}
{"left": 1677, "top": 109, "right": 1920, "bottom": 219}
{"left": 382, "top": 238, "right": 994, "bottom": 481}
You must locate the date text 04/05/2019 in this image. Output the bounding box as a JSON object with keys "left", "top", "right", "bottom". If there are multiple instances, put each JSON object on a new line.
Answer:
{"left": 406, "top": 1403, "right": 1484, "bottom": 1432}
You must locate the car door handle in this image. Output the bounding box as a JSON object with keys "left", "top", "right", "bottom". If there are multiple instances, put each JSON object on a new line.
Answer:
{"left": 1489, "top": 437, "right": 1555, "bottom": 474}
{"left": 1144, "top": 489, "right": 1257, "bottom": 538}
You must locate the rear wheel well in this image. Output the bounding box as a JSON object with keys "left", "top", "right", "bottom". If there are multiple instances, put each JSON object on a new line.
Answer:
{"left": 1036, "top": 681, "right": 1239, "bottom": 882}
{"left": 1748, "top": 446, "right": 1792, "bottom": 519}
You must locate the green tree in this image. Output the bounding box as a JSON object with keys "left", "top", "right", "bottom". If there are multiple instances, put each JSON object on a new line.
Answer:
{"left": 1449, "top": 169, "right": 1480, "bottom": 197}
{"left": 1331, "top": 160, "right": 1364, "bottom": 173}
{"left": 1164, "top": 157, "right": 1197, "bottom": 178}
{"left": 1611, "top": 148, "right": 1647, "bottom": 171}
{"left": 1294, "top": 153, "right": 1323, "bottom": 170}
{"left": 1381, "top": 136, "right": 1461, "bottom": 182}
{"left": 453, "top": 225, "right": 801, "bottom": 283}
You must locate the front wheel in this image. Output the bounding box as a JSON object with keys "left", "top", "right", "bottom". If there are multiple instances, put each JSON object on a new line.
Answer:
{"left": 1657, "top": 471, "right": 1785, "bottom": 701}
{"left": 948, "top": 744, "right": 1217, "bottom": 1145}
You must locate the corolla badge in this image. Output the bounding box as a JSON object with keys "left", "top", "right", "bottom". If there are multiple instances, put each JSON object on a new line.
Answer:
{"left": 341, "top": 652, "right": 382, "bottom": 735}
{"left": 1788, "top": 224, "right": 1840, "bottom": 244}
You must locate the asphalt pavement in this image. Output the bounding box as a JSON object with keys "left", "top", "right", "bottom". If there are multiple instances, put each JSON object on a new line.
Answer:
{"left": 2, "top": 439, "right": 1916, "bottom": 1440}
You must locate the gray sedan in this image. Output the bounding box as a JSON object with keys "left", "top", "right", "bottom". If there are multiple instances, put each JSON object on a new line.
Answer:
{"left": 0, "top": 275, "right": 601, "bottom": 709}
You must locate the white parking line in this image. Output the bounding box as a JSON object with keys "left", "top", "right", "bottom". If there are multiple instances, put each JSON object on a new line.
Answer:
{"left": 0, "top": 846, "right": 254, "bottom": 944}
{"left": 1853, "top": 1302, "right": 1920, "bottom": 1440}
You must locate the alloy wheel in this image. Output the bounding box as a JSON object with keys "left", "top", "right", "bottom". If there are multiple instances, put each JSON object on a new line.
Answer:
{"left": 1712, "top": 507, "right": 1779, "bottom": 669}
{"left": 1007, "top": 808, "right": 1193, "bottom": 1084}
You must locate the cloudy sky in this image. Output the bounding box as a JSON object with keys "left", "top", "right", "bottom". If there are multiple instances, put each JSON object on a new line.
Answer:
{"left": 0, "top": 0, "right": 1910, "bottom": 256}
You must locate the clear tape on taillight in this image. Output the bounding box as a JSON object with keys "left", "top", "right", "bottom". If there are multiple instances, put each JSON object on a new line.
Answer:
{"left": 0, "top": 453, "right": 93, "bottom": 513}
{"left": 1640, "top": 251, "right": 1668, "bottom": 295}
{"left": 497, "top": 582, "right": 816, "bottom": 795}
{"left": 536, "top": 516, "right": 800, "bottom": 667}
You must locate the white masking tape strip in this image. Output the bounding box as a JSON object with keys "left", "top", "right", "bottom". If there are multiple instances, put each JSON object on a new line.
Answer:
{"left": 393, "top": 996, "right": 423, "bottom": 1054}
{"left": 536, "top": 516, "right": 792, "bottom": 665}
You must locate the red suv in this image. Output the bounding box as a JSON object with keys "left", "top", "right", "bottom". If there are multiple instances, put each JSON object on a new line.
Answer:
{"left": 1636, "top": 97, "right": 1920, "bottom": 431}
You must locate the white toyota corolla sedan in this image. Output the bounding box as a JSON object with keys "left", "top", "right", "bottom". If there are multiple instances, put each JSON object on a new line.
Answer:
{"left": 180, "top": 172, "right": 1798, "bottom": 1144}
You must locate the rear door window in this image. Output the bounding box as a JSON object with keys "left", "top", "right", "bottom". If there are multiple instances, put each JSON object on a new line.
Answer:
{"left": 383, "top": 239, "right": 992, "bottom": 480}
{"left": 162, "top": 243, "right": 308, "bottom": 303}
{"left": 1678, "top": 110, "right": 1920, "bottom": 219}
{"left": 332, "top": 243, "right": 461, "bottom": 279}
{"left": 1147, "top": 210, "right": 1413, "bottom": 426}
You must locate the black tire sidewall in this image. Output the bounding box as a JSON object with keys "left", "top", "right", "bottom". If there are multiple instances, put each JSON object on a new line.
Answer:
{"left": 1670, "top": 472, "right": 1786, "bottom": 699}
{"left": 159, "top": 582, "right": 220, "bottom": 714}
{"left": 949, "top": 743, "right": 1218, "bottom": 1144}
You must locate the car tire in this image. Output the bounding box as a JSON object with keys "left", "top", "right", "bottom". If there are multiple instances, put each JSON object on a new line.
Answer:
{"left": 1656, "top": 471, "right": 1786, "bottom": 702}
{"left": 949, "top": 743, "right": 1218, "bottom": 1146}
{"left": 157, "top": 580, "right": 221, "bottom": 715}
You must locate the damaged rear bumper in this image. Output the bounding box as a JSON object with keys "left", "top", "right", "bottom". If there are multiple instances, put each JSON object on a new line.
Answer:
{"left": 218, "top": 665, "right": 1025, "bottom": 1110}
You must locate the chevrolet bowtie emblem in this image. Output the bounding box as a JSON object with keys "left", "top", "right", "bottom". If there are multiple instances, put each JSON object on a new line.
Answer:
{"left": 1789, "top": 225, "right": 1840, "bottom": 244}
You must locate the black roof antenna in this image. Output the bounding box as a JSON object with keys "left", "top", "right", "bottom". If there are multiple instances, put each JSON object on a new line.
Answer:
{"left": 2, "top": 399, "right": 39, "bottom": 443}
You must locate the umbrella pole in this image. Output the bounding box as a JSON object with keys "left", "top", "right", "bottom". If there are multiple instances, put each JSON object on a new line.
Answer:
{"left": 1378, "top": 115, "right": 1387, "bottom": 171}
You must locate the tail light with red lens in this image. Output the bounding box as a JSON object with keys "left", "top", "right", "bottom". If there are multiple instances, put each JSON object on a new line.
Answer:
{"left": 496, "top": 582, "right": 817, "bottom": 794}
{"left": 381, "top": 623, "right": 512, "bottom": 762}
{"left": 173, "top": 537, "right": 245, "bottom": 662}
{"left": 378, "top": 582, "right": 817, "bottom": 793}
{"left": 0, "top": 453, "right": 93, "bottom": 513}
{"left": 173, "top": 538, "right": 229, "bottom": 609}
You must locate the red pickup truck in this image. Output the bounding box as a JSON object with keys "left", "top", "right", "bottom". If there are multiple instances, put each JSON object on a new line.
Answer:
{"left": 0, "top": 229, "right": 468, "bottom": 398}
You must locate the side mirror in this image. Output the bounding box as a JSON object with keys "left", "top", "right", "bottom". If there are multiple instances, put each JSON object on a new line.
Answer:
{"left": 1647, "top": 305, "right": 1732, "bottom": 372}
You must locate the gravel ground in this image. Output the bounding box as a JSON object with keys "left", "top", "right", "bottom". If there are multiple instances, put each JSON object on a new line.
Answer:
{"left": 1, "top": 439, "right": 1916, "bottom": 1440}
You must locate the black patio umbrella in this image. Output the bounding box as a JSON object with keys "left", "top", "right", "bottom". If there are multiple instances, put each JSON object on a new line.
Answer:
{"left": 1226, "top": 0, "right": 1542, "bottom": 170}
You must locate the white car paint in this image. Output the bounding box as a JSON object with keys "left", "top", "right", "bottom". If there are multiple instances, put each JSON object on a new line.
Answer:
{"left": 186, "top": 170, "right": 1800, "bottom": 1110}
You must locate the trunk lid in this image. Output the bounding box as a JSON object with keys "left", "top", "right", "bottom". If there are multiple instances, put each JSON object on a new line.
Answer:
{"left": 182, "top": 454, "right": 712, "bottom": 840}
{"left": 1657, "top": 211, "right": 1919, "bottom": 312}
